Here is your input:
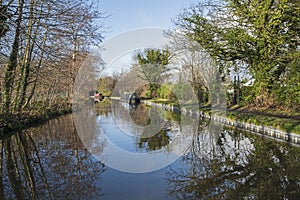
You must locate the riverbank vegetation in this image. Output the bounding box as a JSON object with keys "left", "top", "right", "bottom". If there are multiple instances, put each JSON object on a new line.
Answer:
{"left": 173, "top": 0, "right": 299, "bottom": 111}
{"left": 225, "top": 111, "right": 300, "bottom": 134}
{"left": 1, "top": 0, "right": 299, "bottom": 134}
{"left": 103, "top": 0, "right": 300, "bottom": 119}
{"left": 110, "top": 0, "right": 299, "bottom": 110}
{"left": 0, "top": 0, "right": 105, "bottom": 133}
{"left": 96, "top": 0, "right": 300, "bottom": 133}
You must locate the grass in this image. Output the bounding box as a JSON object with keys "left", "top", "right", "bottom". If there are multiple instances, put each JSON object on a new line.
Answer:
{"left": 224, "top": 111, "right": 300, "bottom": 134}
{"left": 144, "top": 98, "right": 300, "bottom": 134}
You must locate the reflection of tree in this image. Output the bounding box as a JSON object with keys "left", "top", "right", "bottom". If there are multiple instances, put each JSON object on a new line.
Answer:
{"left": 130, "top": 104, "right": 150, "bottom": 126}
{"left": 112, "top": 100, "right": 162, "bottom": 135}
{"left": 0, "top": 131, "right": 50, "bottom": 199}
{"left": 1, "top": 114, "right": 105, "bottom": 199}
{"left": 138, "top": 129, "right": 170, "bottom": 151}
{"left": 163, "top": 108, "right": 181, "bottom": 123}
{"left": 112, "top": 100, "right": 130, "bottom": 120}
{"left": 112, "top": 100, "right": 183, "bottom": 152}
{"left": 42, "top": 114, "right": 105, "bottom": 199}
{"left": 166, "top": 125, "right": 300, "bottom": 199}
{"left": 95, "top": 99, "right": 112, "bottom": 116}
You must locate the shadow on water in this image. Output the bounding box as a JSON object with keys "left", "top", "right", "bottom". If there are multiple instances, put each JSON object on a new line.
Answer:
{"left": 0, "top": 115, "right": 105, "bottom": 200}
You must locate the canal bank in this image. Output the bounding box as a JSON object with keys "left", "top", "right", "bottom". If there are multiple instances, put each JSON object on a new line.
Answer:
{"left": 141, "top": 100, "right": 300, "bottom": 146}
{"left": 0, "top": 105, "right": 72, "bottom": 137}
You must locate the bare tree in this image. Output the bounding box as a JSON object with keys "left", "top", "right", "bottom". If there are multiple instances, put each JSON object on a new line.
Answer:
{"left": 0, "top": 0, "right": 106, "bottom": 119}
{"left": 166, "top": 29, "right": 225, "bottom": 107}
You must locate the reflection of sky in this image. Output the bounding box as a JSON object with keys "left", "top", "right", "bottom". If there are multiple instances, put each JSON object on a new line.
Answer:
{"left": 76, "top": 100, "right": 258, "bottom": 175}
{"left": 100, "top": 163, "right": 177, "bottom": 200}
{"left": 97, "top": 111, "right": 177, "bottom": 153}
{"left": 94, "top": 101, "right": 194, "bottom": 173}
{"left": 98, "top": 113, "right": 140, "bottom": 152}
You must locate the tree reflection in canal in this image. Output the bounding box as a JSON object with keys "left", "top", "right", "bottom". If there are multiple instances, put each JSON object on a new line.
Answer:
{"left": 0, "top": 115, "right": 105, "bottom": 199}
{"left": 138, "top": 129, "right": 170, "bottom": 151}
{"left": 111, "top": 101, "right": 175, "bottom": 151}
{"left": 111, "top": 101, "right": 194, "bottom": 152}
{"left": 129, "top": 103, "right": 151, "bottom": 127}
{"left": 1, "top": 100, "right": 300, "bottom": 199}
{"left": 166, "top": 124, "right": 300, "bottom": 199}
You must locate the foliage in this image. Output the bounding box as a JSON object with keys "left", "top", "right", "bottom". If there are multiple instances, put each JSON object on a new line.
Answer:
{"left": 156, "top": 84, "right": 174, "bottom": 99}
{"left": 172, "top": 82, "right": 194, "bottom": 103}
{"left": 97, "top": 77, "right": 116, "bottom": 96}
{"left": 135, "top": 48, "right": 171, "bottom": 98}
{"left": 176, "top": 0, "right": 300, "bottom": 109}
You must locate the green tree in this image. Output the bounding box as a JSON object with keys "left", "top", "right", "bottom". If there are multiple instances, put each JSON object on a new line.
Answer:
{"left": 176, "top": 0, "right": 300, "bottom": 109}
{"left": 135, "top": 48, "right": 171, "bottom": 98}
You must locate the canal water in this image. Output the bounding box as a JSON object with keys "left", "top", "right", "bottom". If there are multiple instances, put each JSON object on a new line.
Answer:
{"left": 1, "top": 100, "right": 300, "bottom": 199}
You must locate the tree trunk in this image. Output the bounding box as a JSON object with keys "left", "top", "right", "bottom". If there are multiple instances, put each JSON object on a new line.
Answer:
{"left": 2, "top": 0, "right": 24, "bottom": 114}
{"left": 24, "top": 26, "right": 49, "bottom": 109}
{"left": 15, "top": 0, "right": 36, "bottom": 113}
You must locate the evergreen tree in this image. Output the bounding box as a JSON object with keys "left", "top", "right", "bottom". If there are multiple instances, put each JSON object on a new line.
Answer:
{"left": 135, "top": 48, "right": 171, "bottom": 98}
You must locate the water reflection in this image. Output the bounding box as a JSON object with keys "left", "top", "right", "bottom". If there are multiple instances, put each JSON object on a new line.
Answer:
{"left": 91, "top": 100, "right": 196, "bottom": 173}
{"left": 1, "top": 100, "right": 300, "bottom": 199}
{"left": 111, "top": 102, "right": 175, "bottom": 151}
{"left": 138, "top": 129, "right": 170, "bottom": 151}
{"left": 129, "top": 103, "right": 151, "bottom": 127}
{"left": 166, "top": 127, "right": 300, "bottom": 199}
{"left": 0, "top": 115, "right": 105, "bottom": 199}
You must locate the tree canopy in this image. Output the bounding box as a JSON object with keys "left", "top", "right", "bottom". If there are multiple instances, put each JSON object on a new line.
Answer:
{"left": 135, "top": 48, "right": 171, "bottom": 98}
{"left": 176, "top": 0, "right": 300, "bottom": 109}
{"left": 136, "top": 48, "right": 171, "bottom": 83}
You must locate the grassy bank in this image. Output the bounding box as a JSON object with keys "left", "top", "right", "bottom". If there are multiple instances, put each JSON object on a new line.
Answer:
{"left": 202, "top": 106, "right": 300, "bottom": 134}
{"left": 223, "top": 110, "right": 300, "bottom": 134}
{"left": 144, "top": 98, "right": 300, "bottom": 134}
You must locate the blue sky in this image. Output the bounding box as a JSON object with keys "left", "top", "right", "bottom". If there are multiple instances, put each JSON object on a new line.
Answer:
{"left": 96, "top": 0, "right": 200, "bottom": 76}
{"left": 100, "top": 0, "right": 199, "bottom": 37}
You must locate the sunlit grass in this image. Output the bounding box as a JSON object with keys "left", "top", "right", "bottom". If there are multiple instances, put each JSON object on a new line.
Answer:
{"left": 140, "top": 99, "right": 300, "bottom": 134}
{"left": 224, "top": 112, "right": 300, "bottom": 134}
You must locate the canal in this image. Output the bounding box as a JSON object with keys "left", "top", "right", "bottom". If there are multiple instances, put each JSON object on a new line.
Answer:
{"left": 1, "top": 100, "right": 300, "bottom": 199}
